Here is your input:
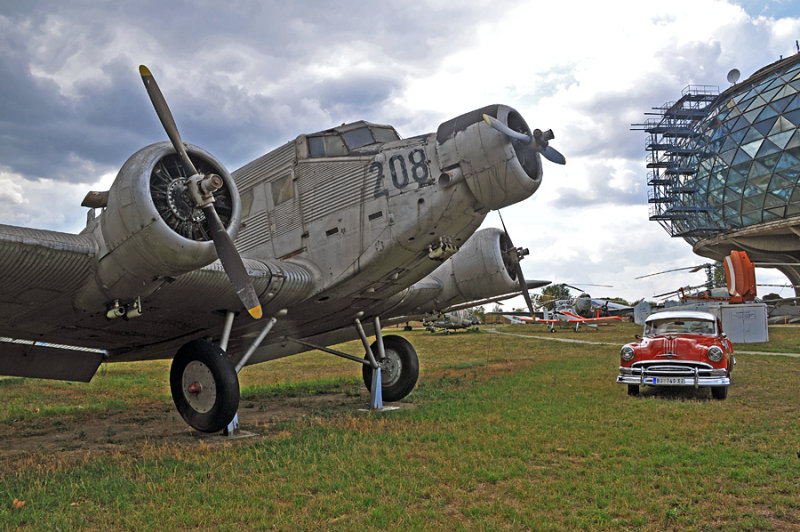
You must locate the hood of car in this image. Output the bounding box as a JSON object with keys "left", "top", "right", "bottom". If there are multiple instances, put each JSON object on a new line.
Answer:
{"left": 633, "top": 335, "right": 718, "bottom": 360}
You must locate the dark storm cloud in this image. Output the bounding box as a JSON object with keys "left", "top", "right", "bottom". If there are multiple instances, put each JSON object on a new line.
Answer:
{"left": 0, "top": 0, "right": 499, "bottom": 183}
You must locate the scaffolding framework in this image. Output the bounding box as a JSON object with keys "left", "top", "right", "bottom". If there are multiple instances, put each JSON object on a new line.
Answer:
{"left": 633, "top": 85, "right": 721, "bottom": 238}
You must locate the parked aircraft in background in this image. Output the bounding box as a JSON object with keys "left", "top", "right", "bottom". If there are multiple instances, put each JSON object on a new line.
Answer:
{"left": 423, "top": 309, "right": 480, "bottom": 333}
{"left": 534, "top": 306, "right": 624, "bottom": 332}
{"left": 762, "top": 295, "right": 800, "bottom": 324}
{"left": 0, "top": 65, "right": 565, "bottom": 433}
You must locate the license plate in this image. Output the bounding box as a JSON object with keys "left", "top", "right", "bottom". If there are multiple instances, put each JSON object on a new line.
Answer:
{"left": 652, "top": 377, "right": 684, "bottom": 385}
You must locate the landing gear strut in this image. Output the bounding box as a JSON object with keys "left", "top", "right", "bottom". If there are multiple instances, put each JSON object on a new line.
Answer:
{"left": 169, "top": 339, "right": 239, "bottom": 433}
{"left": 362, "top": 335, "right": 419, "bottom": 402}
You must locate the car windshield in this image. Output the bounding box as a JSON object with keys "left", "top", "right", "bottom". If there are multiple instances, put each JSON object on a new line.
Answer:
{"left": 645, "top": 318, "right": 716, "bottom": 336}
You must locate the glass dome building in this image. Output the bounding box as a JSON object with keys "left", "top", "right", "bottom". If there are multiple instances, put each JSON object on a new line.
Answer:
{"left": 637, "top": 53, "right": 800, "bottom": 291}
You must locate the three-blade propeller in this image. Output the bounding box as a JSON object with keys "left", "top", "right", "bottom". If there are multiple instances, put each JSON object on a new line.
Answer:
{"left": 139, "top": 65, "right": 262, "bottom": 320}
{"left": 498, "top": 212, "right": 536, "bottom": 316}
{"left": 482, "top": 114, "right": 566, "bottom": 165}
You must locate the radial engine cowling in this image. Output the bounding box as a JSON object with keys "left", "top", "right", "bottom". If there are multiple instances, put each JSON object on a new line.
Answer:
{"left": 435, "top": 104, "right": 542, "bottom": 210}
{"left": 427, "top": 228, "right": 522, "bottom": 307}
{"left": 78, "top": 142, "right": 241, "bottom": 309}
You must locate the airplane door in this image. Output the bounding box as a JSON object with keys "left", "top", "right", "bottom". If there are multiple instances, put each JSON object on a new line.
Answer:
{"left": 268, "top": 171, "right": 305, "bottom": 259}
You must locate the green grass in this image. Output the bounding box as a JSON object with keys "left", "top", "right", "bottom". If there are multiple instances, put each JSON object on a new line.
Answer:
{"left": 740, "top": 324, "right": 800, "bottom": 353}
{"left": 1, "top": 325, "right": 799, "bottom": 530}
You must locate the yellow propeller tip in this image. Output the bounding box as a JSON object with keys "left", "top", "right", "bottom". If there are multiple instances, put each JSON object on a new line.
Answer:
{"left": 482, "top": 114, "right": 491, "bottom": 125}
{"left": 139, "top": 65, "right": 152, "bottom": 77}
{"left": 248, "top": 305, "right": 263, "bottom": 320}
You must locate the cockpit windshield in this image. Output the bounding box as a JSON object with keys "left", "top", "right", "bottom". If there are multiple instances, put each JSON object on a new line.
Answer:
{"left": 342, "top": 127, "right": 374, "bottom": 150}
{"left": 306, "top": 124, "right": 399, "bottom": 158}
{"left": 645, "top": 318, "right": 716, "bottom": 336}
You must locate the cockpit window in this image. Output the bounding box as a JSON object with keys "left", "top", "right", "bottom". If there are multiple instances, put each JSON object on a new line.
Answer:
{"left": 308, "top": 134, "right": 348, "bottom": 157}
{"left": 342, "top": 127, "right": 375, "bottom": 150}
{"left": 645, "top": 318, "right": 716, "bottom": 336}
{"left": 307, "top": 125, "right": 400, "bottom": 158}
{"left": 372, "top": 126, "right": 400, "bottom": 143}
{"left": 308, "top": 136, "right": 325, "bottom": 157}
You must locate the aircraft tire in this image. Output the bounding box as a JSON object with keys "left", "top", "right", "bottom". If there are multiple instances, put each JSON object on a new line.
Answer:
{"left": 170, "top": 339, "right": 240, "bottom": 433}
{"left": 711, "top": 386, "right": 728, "bottom": 400}
{"left": 362, "top": 335, "right": 419, "bottom": 402}
{"left": 627, "top": 384, "right": 639, "bottom": 396}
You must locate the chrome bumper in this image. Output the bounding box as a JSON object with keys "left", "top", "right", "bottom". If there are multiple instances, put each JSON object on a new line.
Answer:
{"left": 617, "top": 366, "right": 730, "bottom": 388}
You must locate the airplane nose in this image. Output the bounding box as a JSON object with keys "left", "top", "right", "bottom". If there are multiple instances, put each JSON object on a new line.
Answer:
{"left": 435, "top": 105, "right": 543, "bottom": 210}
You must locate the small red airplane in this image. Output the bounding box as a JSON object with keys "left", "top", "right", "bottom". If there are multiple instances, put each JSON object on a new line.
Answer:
{"left": 503, "top": 305, "right": 624, "bottom": 331}
{"left": 528, "top": 307, "right": 623, "bottom": 332}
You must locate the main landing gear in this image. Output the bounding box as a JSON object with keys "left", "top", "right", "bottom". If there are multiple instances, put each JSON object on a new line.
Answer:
{"left": 168, "top": 311, "right": 420, "bottom": 433}
{"left": 362, "top": 335, "right": 419, "bottom": 402}
{"left": 170, "top": 339, "right": 239, "bottom": 433}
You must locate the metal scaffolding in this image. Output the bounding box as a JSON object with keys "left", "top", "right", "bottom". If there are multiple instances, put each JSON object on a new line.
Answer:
{"left": 633, "top": 85, "right": 721, "bottom": 239}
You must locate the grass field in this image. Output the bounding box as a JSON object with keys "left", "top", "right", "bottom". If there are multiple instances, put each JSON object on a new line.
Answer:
{"left": 1, "top": 323, "right": 799, "bottom": 530}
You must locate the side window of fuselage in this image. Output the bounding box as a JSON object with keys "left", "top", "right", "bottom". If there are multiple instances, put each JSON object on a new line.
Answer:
{"left": 271, "top": 174, "right": 294, "bottom": 206}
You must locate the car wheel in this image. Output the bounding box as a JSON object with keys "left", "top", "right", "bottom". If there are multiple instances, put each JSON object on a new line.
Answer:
{"left": 627, "top": 384, "right": 639, "bottom": 396}
{"left": 711, "top": 386, "right": 728, "bottom": 400}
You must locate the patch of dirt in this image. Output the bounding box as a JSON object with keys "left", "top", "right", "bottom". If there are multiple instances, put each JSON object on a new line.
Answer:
{"left": 0, "top": 360, "right": 524, "bottom": 469}
{"left": 0, "top": 391, "right": 415, "bottom": 467}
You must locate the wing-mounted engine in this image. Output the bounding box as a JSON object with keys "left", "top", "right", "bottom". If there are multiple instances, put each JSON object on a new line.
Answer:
{"left": 402, "top": 227, "right": 524, "bottom": 313}
{"left": 435, "top": 105, "right": 544, "bottom": 210}
{"left": 76, "top": 66, "right": 263, "bottom": 318}
{"left": 75, "top": 142, "right": 241, "bottom": 311}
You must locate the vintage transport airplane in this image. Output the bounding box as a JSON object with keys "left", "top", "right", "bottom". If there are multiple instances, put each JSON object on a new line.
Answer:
{"left": 0, "top": 66, "right": 564, "bottom": 433}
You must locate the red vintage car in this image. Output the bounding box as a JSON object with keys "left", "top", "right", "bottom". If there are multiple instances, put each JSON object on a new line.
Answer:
{"left": 617, "top": 310, "right": 735, "bottom": 399}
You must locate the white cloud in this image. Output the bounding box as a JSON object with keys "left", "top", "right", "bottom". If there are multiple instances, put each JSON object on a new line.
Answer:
{"left": 1, "top": 0, "right": 799, "bottom": 302}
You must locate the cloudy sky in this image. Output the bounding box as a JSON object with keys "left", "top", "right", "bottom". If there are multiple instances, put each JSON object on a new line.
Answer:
{"left": 1, "top": 0, "right": 799, "bottom": 304}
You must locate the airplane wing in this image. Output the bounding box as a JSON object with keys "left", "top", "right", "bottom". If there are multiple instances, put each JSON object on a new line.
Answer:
{"left": 0, "top": 225, "right": 104, "bottom": 381}
{"left": 0, "top": 224, "right": 98, "bottom": 337}
{"left": 0, "top": 224, "right": 318, "bottom": 370}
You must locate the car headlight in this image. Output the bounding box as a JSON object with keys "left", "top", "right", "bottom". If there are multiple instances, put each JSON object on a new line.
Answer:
{"left": 707, "top": 346, "right": 724, "bottom": 362}
{"left": 620, "top": 346, "right": 635, "bottom": 361}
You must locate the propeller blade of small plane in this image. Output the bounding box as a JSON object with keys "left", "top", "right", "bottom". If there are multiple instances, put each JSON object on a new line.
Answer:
{"left": 482, "top": 114, "right": 532, "bottom": 142}
{"left": 202, "top": 205, "right": 263, "bottom": 320}
{"left": 139, "top": 65, "right": 199, "bottom": 176}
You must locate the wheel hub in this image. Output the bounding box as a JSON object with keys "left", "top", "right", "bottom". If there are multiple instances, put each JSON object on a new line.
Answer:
{"left": 378, "top": 349, "right": 402, "bottom": 387}
{"left": 182, "top": 360, "right": 217, "bottom": 413}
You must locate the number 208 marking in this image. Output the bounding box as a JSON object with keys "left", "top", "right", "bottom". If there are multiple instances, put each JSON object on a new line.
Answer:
{"left": 372, "top": 148, "right": 429, "bottom": 198}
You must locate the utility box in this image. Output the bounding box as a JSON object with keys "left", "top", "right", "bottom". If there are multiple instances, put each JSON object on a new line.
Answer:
{"left": 708, "top": 303, "right": 769, "bottom": 343}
